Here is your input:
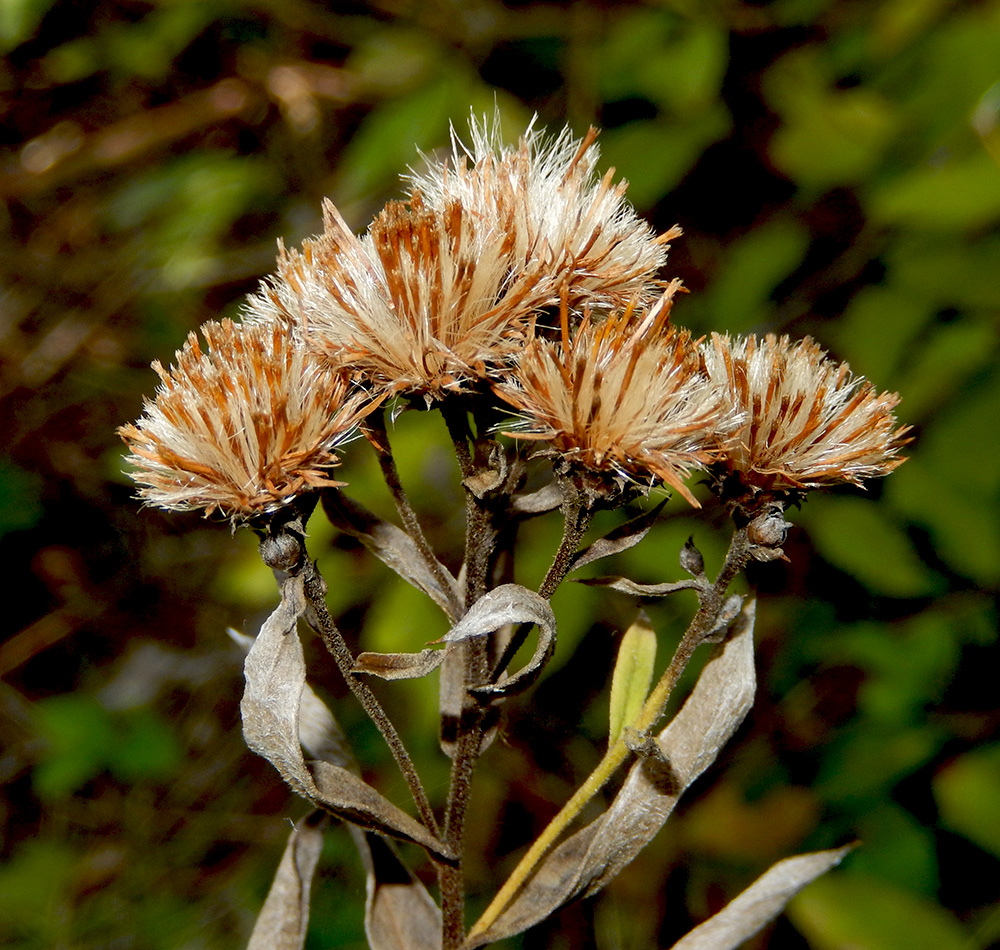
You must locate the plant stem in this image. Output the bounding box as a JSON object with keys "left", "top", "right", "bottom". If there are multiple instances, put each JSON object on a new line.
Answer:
{"left": 365, "top": 409, "right": 462, "bottom": 619}
{"left": 539, "top": 495, "right": 591, "bottom": 600}
{"left": 468, "top": 526, "right": 752, "bottom": 941}
{"left": 491, "top": 496, "right": 592, "bottom": 683}
{"left": 298, "top": 560, "right": 442, "bottom": 840}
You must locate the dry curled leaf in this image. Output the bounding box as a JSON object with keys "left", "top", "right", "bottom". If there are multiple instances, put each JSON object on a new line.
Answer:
{"left": 355, "top": 648, "right": 447, "bottom": 681}
{"left": 568, "top": 501, "right": 666, "bottom": 573}
{"left": 446, "top": 584, "right": 557, "bottom": 700}
{"left": 247, "top": 809, "right": 328, "bottom": 950}
{"left": 578, "top": 576, "right": 702, "bottom": 597}
{"left": 466, "top": 602, "right": 756, "bottom": 947}
{"left": 351, "top": 829, "right": 443, "bottom": 950}
{"left": 241, "top": 575, "right": 453, "bottom": 860}
{"left": 668, "top": 845, "right": 854, "bottom": 950}
{"left": 439, "top": 584, "right": 557, "bottom": 756}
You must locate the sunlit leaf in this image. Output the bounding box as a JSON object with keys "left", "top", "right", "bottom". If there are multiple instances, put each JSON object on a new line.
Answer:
{"left": 608, "top": 612, "right": 657, "bottom": 746}
{"left": 786, "top": 872, "right": 970, "bottom": 950}
{"left": 933, "top": 744, "right": 1000, "bottom": 860}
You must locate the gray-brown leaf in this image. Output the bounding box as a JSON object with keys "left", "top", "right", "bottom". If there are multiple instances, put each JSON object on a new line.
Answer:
{"left": 241, "top": 577, "right": 453, "bottom": 860}
{"left": 351, "top": 829, "right": 443, "bottom": 950}
{"left": 668, "top": 846, "right": 853, "bottom": 950}
{"left": 444, "top": 584, "right": 556, "bottom": 700}
{"left": 568, "top": 502, "right": 666, "bottom": 573}
{"left": 247, "top": 809, "right": 328, "bottom": 950}
{"left": 355, "top": 648, "right": 446, "bottom": 681}
{"left": 578, "top": 576, "right": 702, "bottom": 597}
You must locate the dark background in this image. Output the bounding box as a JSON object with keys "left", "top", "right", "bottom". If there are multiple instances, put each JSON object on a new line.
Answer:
{"left": 2, "top": 1, "right": 999, "bottom": 947}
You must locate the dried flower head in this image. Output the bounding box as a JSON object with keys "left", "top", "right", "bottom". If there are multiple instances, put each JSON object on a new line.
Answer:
{"left": 247, "top": 197, "right": 549, "bottom": 397}
{"left": 496, "top": 285, "right": 732, "bottom": 506}
{"left": 407, "top": 114, "right": 677, "bottom": 310}
{"left": 702, "top": 333, "right": 910, "bottom": 496}
{"left": 119, "top": 319, "right": 375, "bottom": 518}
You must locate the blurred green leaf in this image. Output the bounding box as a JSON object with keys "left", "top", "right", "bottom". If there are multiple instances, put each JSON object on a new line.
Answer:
{"left": 33, "top": 695, "right": 183, "bottom": 797}
{"left": 0, "top": 459, "right": 44, "bottom": 535}
{"left": 827, "top": 285, "right": 932, "bottom": 385}
{"left": 886, "top": 233, "right": 1000, "bottom": 310}
{"left": 599, "top": 107, "right": 730, "bottom": 210}
{"left": 888, "top": 369, "right": 1000, "bottom": 586}
{"left": 851, "top": 803, "right": 940, "bottom": 894}
{"left": 108, "top": 153, "right": 279, "bottom": 289}
{"left": 43, "top": 2, "right": 218, "bottom": 83}
{"left": 830, "top": 615, "right": 958, "bottom": 724}
{"left": 0, "top": 840, "right": 75, "bottom": 942}
{"left": 702, "top": 218, "right": 810, "bottom": 333}
{"left": 334, "top": 68, "right": 490, "bottom": 204}
{"left": 108, "top": 709, "right": 183, "bottom": 783}
{"left": 597, "top": 11, "right": 727, "bottom": 115}
{"left": 893, "top": 3, "right": 1000, "bottom": 148}
{"left": 787, "top": 872, "right": 970, "bottom": 950}
{"left": 0, "top": 0, "right": 54, "bottom": 52}
{"left": 771, "top": 87, "right": 896, "bottom": 189}
{"left": 891, "top": 317, "right": 997, "bottom": 420}
{"left": 801, "top": 495, "right": 938, "bottom": 598}
{"left": 933, "top": 743, "right": 1000, "bottom": 860}
{"left": 33, "top": 694, "right": 118, "bottom": 800}
{"left": 868, "top": 148, "right": 1000, "bottom": 231}
{"left": 818, "top": 722, "right": 943, "bottom": 804}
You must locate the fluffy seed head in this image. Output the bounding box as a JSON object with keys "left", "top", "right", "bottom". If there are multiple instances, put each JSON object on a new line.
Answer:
{"left": 118, "top": 319, "right": 376, "bottom": 518}
{"left": 247, "top": 196, "right": 548, "bottom": 397}
{"left": 407, "top": 114, "right": 677, "bottom": 311}
{"left": 702, "top": 333, "right": 910, "bottom": 495}
{"left": 496, "top": 284, "right": 734, "bottom": 506}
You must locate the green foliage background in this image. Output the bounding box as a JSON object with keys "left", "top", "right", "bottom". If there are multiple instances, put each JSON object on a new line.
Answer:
{"left": 1, "top": 1, "right": 998, "bottom": 947}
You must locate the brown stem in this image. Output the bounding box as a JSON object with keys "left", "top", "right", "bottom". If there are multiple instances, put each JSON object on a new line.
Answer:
{"left": 490, "top": 495, "right": 592, "bottom": 684}
{"left": 364, "top": 408, "right": 462, "bottom": 619}
{"left": 259, "top": 520, "right": 442, "bottom": 841}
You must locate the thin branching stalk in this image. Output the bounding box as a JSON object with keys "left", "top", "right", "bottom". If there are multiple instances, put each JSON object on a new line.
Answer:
{"left": 468, "top": 526, "right": 754, "bottom": 940}
{"left": 294, "top": 555, "right": 442, "bottom": 840}
{"left": 539, "top": 494, "right": 592, "bottom": 599}
{"left": 490, "top": 495, "right": 593, "bottom": 684}
{"left": 364, "top": 407, "right": 462, "bottom": 618}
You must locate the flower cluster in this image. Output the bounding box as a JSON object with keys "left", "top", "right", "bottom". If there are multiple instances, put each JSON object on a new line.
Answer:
{"left": 496, "top": 283, "right": 733, "bottom": 506}
{"left": 120, "top": 116, "right": 907, "bottom": 519}
{"left": 118, "top": 319, "right": 376, "bottom": 518}
{"left": 702, "top": 333, "right": 910, "bottom": 499}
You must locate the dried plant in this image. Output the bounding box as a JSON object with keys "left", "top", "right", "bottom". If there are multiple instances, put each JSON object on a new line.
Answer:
{"left": 120, "top": 115, "right": 908, "bottom": 950}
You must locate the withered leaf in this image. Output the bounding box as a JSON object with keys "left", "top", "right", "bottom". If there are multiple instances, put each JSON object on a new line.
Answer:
{"left": 241, "top": 576, "right": 453, "bottom": 860}
{"left": 511, "top": 480, "right": 563, "bottom": 516}
{"left": 322, "top": 491, "right": 461, "bottom": 620}
{"left": 247, "top": 809, "right": 328, "bottom": 950}
{"left": 578, "top": 576, "right": 702, "bottom": 597}
{"left": 351, "top": 829, "right": 443, "bottom": 950}
{"left": 467, "top": 602, "right": 757, "bottom": 946}
{"left": 568, "top": 502, "right": 667, "bottom": 573}
{"left": 438, "top": 584, "right": 556, "bottom": 757}
{"left": 442, "top": 584, "right": 556, "bottom": 700}
{"left": 668, "top": 846, "right": 853, "bottom": 950}
{"left": 355, "top": 648, "right": 446, "bottom": 681}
